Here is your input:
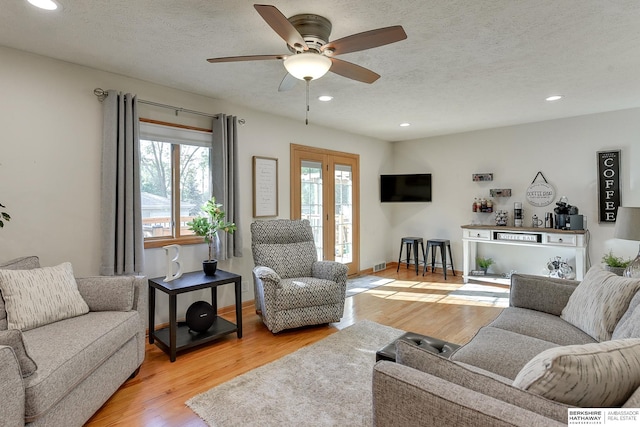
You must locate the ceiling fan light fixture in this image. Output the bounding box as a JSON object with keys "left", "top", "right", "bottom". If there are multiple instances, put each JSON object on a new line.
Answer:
{"left": 27, "top": 0, "right": 59, "bottom": 10}
{"left": 546, "top": 95, "right": 563, "bottom": 102}
{"left": 284, "top": 53, "right": 332, "bottom": 81}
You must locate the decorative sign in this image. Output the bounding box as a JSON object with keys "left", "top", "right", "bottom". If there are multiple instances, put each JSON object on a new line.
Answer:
{"left": 162, "top": 244, "right": 183, "bottom": 282}
{"left": 253, "top": 156, "right": 278, "bottom": 217}
{"left": 597, "top": 150, "right": 621, "bottom": 223}
{"left": 526, "top": 171, "right": 555, "bottom": 207}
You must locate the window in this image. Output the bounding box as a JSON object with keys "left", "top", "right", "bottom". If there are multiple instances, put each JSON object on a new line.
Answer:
{"left": 139, "top": 120, "right": 212, "bottom": 248}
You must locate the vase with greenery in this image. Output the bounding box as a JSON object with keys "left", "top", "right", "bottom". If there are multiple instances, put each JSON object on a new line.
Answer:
{"left": 476, "top": 257, "right": 494, "bottom": 273}
{"left": 0, "top": 203, "right": 10, "bottom": 229}
{"left": 602, "top": 250, "right": 630, "bottom": 276}
{"left": 187, "top": 197, "right": 236, "bottom": 275}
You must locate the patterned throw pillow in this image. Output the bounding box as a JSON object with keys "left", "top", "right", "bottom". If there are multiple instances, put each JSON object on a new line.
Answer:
{"left": 0, "top": 329, "right": 38, "bottom": 377}
{"left": 561, "top": 266, "right": 640, "bottom": 341}
{"left": 0, "top": 262, "right": 89, "bottom": 331}
{"left": 513, "top": 340, "right": 640, "bottom": 407}
{"left": 0, "top": 256, "right": 41, "bottom": 331}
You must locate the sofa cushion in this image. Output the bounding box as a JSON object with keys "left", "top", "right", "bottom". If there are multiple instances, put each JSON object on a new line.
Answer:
{"left": 275, "top": 277, "right": 343, "bottom": 310}
{"left": 76, "top": 277, "right": 134, "bottom": 311}
{"left": 513, "top": 339, "right": 640, "bottom": 407}
{"left": 0, "top": 329, "right": 37, "bottom": 377}
{"left": 613, "top": 292, "right": 640, "bottom": 339}
{"left": 561, "top": 266, "right": 640, "bottom": 341}
{"left": 395, "top": 340, "right": 569, "bottom": 423}
{"left": 489, "top": 307, "right": 596, "bottom": 346}
{"left": 0, "top": 256, "right": 40, "bottom": 331}
{"left": 0, "top": 262, "right": 89, "bottom": 331}
{"left": 21, "top": 310, "right": 140, "bottom": 420}
{"left": 450, "top": 326, "right": 559, "bottom": 380}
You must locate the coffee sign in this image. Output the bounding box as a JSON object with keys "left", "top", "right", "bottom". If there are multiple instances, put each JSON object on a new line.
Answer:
{"left": 526, "top": 172, "right": 555, "bottom": 207}
{"left": 597, "top": 150, "right": 621, "bottom": 223}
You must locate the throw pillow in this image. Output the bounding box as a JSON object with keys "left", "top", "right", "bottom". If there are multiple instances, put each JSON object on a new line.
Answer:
{"left": 612, "top": 292, "right": 640, "bottom": 339}
{"left": 561, "top": 266, "right": 640, "bottom": 341}
{"left": 0, "top": 262, "right": 89, "bottom": 331}
{"left": 0, "top": 256, "right": 41, "bottom": 331}
{"left": 513, "top": 339, "right": 640, "bottom": 407}
{"left": 0, "top": 329, "right": 38, "bottom": 377}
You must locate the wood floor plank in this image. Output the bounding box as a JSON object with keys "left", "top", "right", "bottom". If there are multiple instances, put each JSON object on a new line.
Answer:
{"left": 86, "top": 268, "right": 504, "bottom": 426}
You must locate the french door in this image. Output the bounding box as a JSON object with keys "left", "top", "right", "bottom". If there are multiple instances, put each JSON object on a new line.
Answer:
{"left": 291, "top": 144, "right": 360, "bottom": 276}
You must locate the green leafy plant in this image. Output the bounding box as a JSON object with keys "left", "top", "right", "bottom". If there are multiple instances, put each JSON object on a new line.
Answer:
{"left": 187, "top": 197, "right": 236, "bottom": 261}
{"left": 0, "top": 203, "right": 10, "bottom": 229}
{"left": 476, "top": 257, "right": 494, "bottom": 271}
{"left": 601, "top": 251, "right": 630, "bottom": 268}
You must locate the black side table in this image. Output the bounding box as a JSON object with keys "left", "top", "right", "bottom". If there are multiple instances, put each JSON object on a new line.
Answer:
{"left": 148, "top": 269, "right": 242, "bottom": 362}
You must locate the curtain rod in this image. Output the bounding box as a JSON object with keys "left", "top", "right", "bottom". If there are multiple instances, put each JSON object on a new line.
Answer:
{"left": 93, "top": 88, "right": 225, "bottom": 120}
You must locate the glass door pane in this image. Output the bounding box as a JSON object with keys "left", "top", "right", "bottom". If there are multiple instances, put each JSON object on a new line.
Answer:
{"left": 334, "top": 164, "right": 353, "bottom": 264}
{"left": 301, "top": 160, "right": 323, "bottom": 260}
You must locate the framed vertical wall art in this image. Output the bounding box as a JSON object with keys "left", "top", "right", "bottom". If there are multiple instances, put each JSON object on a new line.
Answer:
{"left": 597, "top": 150, "right": 621, "bottom": 223}
{"left": 253, "top": 156, "right": 278, "bottom": 217}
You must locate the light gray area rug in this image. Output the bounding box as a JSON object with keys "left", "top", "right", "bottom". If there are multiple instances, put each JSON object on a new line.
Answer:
{"left": 346, "top": 275, "right": 395, "bottom": 297}
{"left": 447, "top": 283, "right": 510, "bottom": 307}
{"left": 186, "top": 320, "right": 404, "bottom": 427}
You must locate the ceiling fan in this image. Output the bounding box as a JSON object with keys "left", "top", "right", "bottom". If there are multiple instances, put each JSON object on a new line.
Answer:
{"left": 207, "top": 4, "right": 408, "bottom": 92}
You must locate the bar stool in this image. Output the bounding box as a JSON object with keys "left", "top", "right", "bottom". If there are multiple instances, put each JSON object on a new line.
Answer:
{"left": 423, "top": 239, "right": 456, "bottom": 279}
{"left": 397, "top": 237, "right": 425, "bottom": 275}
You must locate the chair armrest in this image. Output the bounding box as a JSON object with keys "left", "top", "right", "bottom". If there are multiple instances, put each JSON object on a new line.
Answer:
{"left": 312, "top": 261, "right": 348, "bottom": 287}
{"left": 76, "top": 276, "right": 147, "bottom": 313}
{"left": 252, "top": 266, "right": 281, "bottom": 288}
{"left": 0, "top": 346, "right": 26, "bottom": 427}
{"left": 373, "top": 361, "right": 564, "bottom": 427}
{"left": 509, "top": 274, "right": 579, "bottom": 316}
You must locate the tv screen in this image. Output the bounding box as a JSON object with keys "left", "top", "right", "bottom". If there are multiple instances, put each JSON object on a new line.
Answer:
{"left": 380, "top": 174, "right": 432, "bottom": 202}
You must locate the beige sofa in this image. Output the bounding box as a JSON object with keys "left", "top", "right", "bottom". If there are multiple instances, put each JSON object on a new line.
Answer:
{"left": 0, "top": 256, "right": 147, "bottom": 427}
{"left": 373, "top": 268, "right": 640, "bottom": 426}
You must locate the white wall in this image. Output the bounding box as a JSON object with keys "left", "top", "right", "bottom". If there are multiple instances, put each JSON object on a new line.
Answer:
{"left": 391, "top": 110, "right": 640, "bottom": 277}
{"left": 0, "top": 46, "right": 393, "bottom": 324}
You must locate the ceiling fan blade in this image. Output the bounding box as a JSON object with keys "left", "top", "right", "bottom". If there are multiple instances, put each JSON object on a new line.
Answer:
{"left": 329, "top": 58, "right": 380, "bottom": 84}
{"left": 322, "top": 26, "right": 407, "bottom": 56}
{"left": 254, "top": 4, "right": 308, "bottom": 51}
{"left": 278, "top": 73, "right": 298, "bottom": 92}
{"left": 207, "top": 54, "right": 287, "bottom": 63}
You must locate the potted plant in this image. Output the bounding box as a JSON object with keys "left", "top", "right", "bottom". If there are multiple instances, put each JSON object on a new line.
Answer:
{"left": 602, "top": 250, "right": 630, "bottom": 276}
{"left": 187, "top": 197, "right": 236, "bottom": 275}
{"left": 0, "top": 202, "right": 10, "bottom": 229}
{"left": 476, "top": 257, "right": 494, "bottom": 273}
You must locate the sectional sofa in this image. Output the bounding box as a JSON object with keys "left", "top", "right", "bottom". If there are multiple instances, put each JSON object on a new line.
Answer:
{"left": 373, "top": 267, "right": 640, "bottom": 426}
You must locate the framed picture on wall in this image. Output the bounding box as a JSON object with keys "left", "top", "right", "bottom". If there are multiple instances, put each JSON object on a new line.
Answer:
{"left": 253, "top": 156, "right": 278, "bottom": 217}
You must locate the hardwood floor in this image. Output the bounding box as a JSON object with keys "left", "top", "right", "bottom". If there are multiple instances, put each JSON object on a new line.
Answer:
{"left": 86, "top": 266, "right": 504, "bottom": 426}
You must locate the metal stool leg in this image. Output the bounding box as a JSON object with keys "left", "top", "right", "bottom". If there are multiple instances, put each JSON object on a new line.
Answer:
{"left": 441, "top": 244, "right": 447, "bottom": 280}
{"left": 447, "top": 243, "right": 456, "bottom": 276}
{"left": 397, "top": 241, "right": 404, "bottom": 272}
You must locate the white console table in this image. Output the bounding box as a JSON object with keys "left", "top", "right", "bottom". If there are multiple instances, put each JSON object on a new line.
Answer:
{"left": 461, "top": 225, "right": 588, "bottom": 285}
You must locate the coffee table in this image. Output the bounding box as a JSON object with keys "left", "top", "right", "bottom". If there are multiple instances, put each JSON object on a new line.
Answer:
{"left": 148, "top": 269, "right": 242, "bottom": 362}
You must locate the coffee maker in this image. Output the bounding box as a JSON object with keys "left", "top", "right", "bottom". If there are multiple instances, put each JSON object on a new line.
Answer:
{"left": 554, "top": 198, "right": 582, "bottom": 230}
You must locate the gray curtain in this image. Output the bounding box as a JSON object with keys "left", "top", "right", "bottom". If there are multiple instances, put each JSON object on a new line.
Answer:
{"left": 212, "top": 114, "right": 243, "bottom": 259}
{"left": 100, "top": 90, "right": 145, "bottom": 275}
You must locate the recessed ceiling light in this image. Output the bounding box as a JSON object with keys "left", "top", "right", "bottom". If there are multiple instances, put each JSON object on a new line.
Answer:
{"left": 545, "top": 95, "right": 563, "bottom": 102}
{"left": 27, "top": 0, "right": 59, "bottom": 10}
{"left": 318, "top": 95, "right": 333, "bottom": 102}
{"left": 399, "top": 123, "right": 411, "bottom": 127}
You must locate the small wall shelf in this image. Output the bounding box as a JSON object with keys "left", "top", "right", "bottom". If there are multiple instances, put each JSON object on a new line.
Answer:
{"left": 472, "top": 173, "right": 493, "bottom": 182}
{"left": 490, "top": 189, "right": 511, "bottom": 197}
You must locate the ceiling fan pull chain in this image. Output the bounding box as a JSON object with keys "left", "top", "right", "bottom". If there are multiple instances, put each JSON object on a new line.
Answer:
{"left": 305, "top": 77, "right": 311, "bottom": 125}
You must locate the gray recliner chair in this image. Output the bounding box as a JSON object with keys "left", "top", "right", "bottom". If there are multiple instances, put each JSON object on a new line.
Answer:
{"left": 251, "top": 219, "right": 348, "bottom": 333}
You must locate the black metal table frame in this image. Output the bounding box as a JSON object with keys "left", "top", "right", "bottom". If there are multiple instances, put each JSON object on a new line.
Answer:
{"left": 148, "top": 269, "right": 242, "bottom": 362}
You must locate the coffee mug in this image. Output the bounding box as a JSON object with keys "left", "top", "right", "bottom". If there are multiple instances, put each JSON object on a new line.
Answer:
{"left": 532, "top": 215, "right": 543, "bottom": 227}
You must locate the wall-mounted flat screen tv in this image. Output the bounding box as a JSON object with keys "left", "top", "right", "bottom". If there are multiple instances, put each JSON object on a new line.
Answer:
{"left": 380, "top": 174, "right": 432, "bottom": 202}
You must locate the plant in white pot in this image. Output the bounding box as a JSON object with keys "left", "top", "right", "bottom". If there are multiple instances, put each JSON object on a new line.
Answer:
{"left": 187, "top": 197, "right": 236, "bottom": 276}
{"left": 602, "top": 250, "right": 630, "bottom": 276}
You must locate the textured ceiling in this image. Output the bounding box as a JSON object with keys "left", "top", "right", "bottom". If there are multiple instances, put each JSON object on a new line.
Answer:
{"left": 2, "top": 1, "right": 640, "bottom": 141}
